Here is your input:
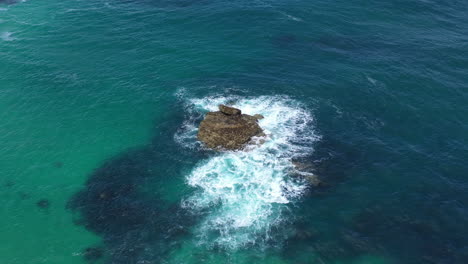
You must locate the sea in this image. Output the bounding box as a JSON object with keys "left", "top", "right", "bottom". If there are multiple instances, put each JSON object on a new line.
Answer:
{"left": 1, "top": 0, "right": 468, "bottom": 263}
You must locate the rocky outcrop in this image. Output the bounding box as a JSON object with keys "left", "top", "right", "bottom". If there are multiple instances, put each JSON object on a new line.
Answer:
{"left": 197, "top": 104, "right": 264, "bottom": 150}
{"left": 219, "top": 104, "right": 242, "bottom": 115}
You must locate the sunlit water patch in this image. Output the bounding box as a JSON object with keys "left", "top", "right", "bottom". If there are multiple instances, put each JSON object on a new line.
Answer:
{"left": 176, "top": 95, "right": 320, "bottom": 249}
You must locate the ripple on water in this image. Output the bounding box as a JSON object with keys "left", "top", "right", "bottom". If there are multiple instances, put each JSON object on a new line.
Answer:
{"left": 1, "top": 31, "right": 15, "bottom": 41}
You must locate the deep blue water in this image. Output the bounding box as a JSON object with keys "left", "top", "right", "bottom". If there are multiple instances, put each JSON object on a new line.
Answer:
{"left": 1, "top": 0, "right": 468, "bottom": 263}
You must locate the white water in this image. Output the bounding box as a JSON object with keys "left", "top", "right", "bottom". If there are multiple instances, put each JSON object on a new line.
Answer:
{"left": 177, "top": 95, "right": 319, "bottom": 249}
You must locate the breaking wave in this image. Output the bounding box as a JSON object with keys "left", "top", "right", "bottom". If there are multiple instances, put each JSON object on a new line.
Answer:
{"left": 176, "top": 95, "right": 319, "bottom": 249}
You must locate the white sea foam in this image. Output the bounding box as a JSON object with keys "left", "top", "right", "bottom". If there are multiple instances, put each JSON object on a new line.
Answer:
{"left": 177, "top": 95, "right": 319, "bottom": 249}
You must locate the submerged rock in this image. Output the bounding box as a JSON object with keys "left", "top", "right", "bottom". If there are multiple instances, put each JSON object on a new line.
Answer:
{"left": 292, "top": 161, "right": 315, "bottom": 171}
{"left": 83, "top": 246, "right": 104, "bottom": 261}
{"left": 36, "top": 199, "right": 50, "bottom": 209}
{"left": 2, "top": 180, "right": 14, "bottom": 188}
{"left": 197, "top": 104, "right": 264, "bottom": 150}
{"left": 292, "top": 161, "right": 322, "bottom": 187}
{"left": 302, "top": 174, "right": 322, "bottom": 186}
{"left": 53, "top": 161, "right": 63, "bottom": 168}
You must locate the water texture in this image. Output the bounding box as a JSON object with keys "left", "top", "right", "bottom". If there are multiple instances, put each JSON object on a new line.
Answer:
{"left": 1, "top": 0, "right": 468, "bottom": 264}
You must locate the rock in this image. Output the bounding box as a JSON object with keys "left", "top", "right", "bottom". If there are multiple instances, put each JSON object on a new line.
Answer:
{"left": 253, "top": 114, "right": 264, "bottom": 120}
{"left": 294, "top": 228, "right": 316, "bottom": 240}
{"left": 197, "top": 105, "right": 264, "bottom": 150}
{"left": 219, "top": 104, "right": 241, "bottom": 115}
{"left": 249, "top": 132, "right": 267, "bottom": 147}
{"left": 36, "top": 199, "right": 50, "bottom": 209}
{"left": 292, "top": 161, "right": 322, "bottom": 186}
{"left": 292, "top": 161, "right": 315, "bottom": 171}
{"left": 303, "top": 174, "right": 322, "bottom": 186}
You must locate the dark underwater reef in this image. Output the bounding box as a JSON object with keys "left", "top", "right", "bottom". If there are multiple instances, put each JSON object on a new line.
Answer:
{"left": 67, "top": 109, "right": 208, "bottom": 263}
{"left": 68, "top": 148, "right": 191, "bottom": 263}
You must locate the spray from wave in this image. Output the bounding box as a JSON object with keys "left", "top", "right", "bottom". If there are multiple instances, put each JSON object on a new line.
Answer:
{"left": 176, "top": 95, "right": 319, "bottom": 249}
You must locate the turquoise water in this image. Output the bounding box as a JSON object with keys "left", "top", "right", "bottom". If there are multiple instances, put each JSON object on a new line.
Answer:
{"left": 1, "top": 0, "right": 468, "bottom": 263}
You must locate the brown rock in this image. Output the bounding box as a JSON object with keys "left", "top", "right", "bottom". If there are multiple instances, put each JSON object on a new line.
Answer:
{"left": 197, "top": 107, "right": 264, "bottom": 150}
{"left": 219, "top": 104, "right": 241, "bottom": 115}
{"left": 253, "top": 114, "right": 264, "bottom": 120}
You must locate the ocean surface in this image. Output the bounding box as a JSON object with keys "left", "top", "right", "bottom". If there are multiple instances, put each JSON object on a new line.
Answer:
{"left": 1, "top": 0, "right": 468, "bottom": 263}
